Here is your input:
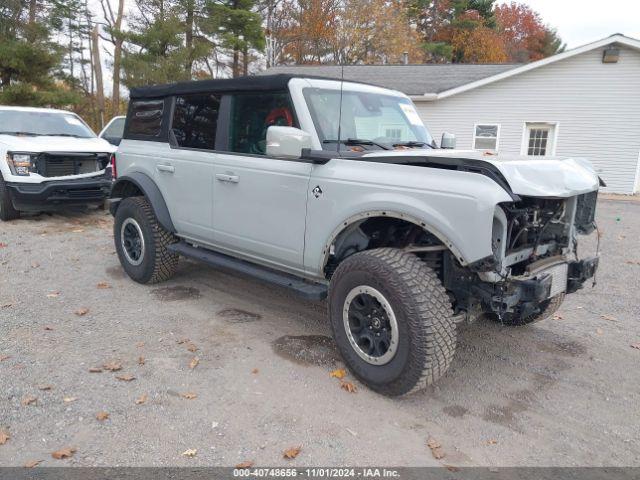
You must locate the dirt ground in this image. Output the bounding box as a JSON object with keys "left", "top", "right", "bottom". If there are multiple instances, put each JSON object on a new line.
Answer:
{"left": 0, "top": 198, "right": 639, "bottom": 468}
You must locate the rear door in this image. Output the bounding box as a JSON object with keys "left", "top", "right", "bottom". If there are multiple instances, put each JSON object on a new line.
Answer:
{"left": 211, "top": 91, "right": 311, "bottom": 275}
{"left": 152, "top": 93, "right": 221, "bottom": 241}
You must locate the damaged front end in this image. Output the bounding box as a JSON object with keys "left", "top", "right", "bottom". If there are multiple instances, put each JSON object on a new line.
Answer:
{"left": 445, "top": 191, "right": 600, "bottom": 323}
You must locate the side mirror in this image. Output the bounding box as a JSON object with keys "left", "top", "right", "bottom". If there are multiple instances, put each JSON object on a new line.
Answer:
{"left": 441, "top": 132, "right": 456, "bottom": 149}
{"left": 266, "top": 126, "right": 313, "bottom": 158}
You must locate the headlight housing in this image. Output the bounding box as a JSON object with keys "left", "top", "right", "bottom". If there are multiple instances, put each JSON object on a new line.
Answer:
{"left": 7, "top": 152, "right": 35, "bottom": 176}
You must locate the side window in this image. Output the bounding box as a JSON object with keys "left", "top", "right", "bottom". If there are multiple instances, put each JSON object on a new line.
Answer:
{"left": 172, "top": 93, "right": 221, "bottom": 150}
{"left": 229, "top": 92, "right": 296, "bottom": 155}
{"left": 127, "top": 99, "right": 164, "bottom": 137}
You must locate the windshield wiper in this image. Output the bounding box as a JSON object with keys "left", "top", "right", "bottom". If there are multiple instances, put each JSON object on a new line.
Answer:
{"left": 39, "top": 133, "right": 85, "bottom": 138}
{"left": 0, "top": 131, "right": 39, "bottom": 136}
{"left": 393, "top": 141, "right": 434, "bottom": 149}
{"left": 323, "top": 138, "right": 391, "bottom": 150}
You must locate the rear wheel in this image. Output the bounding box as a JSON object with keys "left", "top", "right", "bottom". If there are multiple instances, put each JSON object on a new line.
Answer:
{"left": 328, "top": 248, "right": 456, "bottom": 396}
{"left": 114, "top": 196, "right": 178, "bottom": 284}
{"left": 0, "top": 175, "right": 20, "bottom": 221}
{"left": 494, "top": 293, "right": 565, "bottom": 326}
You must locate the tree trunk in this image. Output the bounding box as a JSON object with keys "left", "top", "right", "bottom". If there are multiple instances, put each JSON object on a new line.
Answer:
{"left": 185, "top": 0, "right": 194, "bottom": 75}
{"left": 111, "top": 0, "right": 125, "bottom": 118}
{"left": 92, "top": 25, "right": 105, "bottom": 129}
{"left": 242, "top": 44, "right": 248, "bottom": 76}
{"left": 232, "top": 48, "right": 239, "bottom": 78}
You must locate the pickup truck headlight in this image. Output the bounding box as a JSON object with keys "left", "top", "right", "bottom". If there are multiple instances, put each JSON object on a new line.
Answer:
{"left": 7, "top": 152, "right": 34, "bottom": 176}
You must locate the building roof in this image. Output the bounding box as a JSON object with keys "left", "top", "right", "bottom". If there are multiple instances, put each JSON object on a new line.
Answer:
{"left": 263, "top": 34, "right": 640, "bottom": 101}
{"left": 261, "top": 64, "right": 520, "bottom": 96}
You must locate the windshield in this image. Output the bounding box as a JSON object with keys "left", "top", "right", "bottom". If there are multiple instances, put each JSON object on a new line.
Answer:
{"left": 303, "top": 88, "right": 434, "bottom": 150}
{"left": 0, "top": 110, "right": 96, "bottom": 138}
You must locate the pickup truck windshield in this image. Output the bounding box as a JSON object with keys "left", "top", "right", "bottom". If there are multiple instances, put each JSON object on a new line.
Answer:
{"left": 0, "top": 110, "right": 96, "bottom": 138}
{"left": 303, "top": 88, "right": 434, "bottom": 150}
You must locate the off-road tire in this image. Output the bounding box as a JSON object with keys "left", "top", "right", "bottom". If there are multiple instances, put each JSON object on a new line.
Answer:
{"left": 496, "top": 293, "right": 566, "bottom": 327}
{"left": 114, "top": 196, "right": 178, "bottom": 284}
{"left": 0, "top": 174, "right": 20, "bottom": 221}
{"left": 328, "top": 248, "right": 456, "bottom": 396}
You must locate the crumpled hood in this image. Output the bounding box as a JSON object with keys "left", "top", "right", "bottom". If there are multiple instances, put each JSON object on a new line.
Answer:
{"left": 0, "top": 135, "right": 116, "bottom": 154}
{"left": 364, "top": 149, "right": 600, "bottom": 198}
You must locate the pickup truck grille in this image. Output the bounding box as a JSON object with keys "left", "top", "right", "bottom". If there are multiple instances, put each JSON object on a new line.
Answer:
{"left": 34, "top": 153, "right": 111, "bottom": 178}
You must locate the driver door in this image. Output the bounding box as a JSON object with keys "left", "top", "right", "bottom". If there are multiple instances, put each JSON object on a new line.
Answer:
{"left": 211, "top": 92, "right": 312, "bottom": 275}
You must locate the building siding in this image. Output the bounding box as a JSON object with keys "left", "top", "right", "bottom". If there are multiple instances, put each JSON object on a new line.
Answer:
{"left": 415, "top": 45, "right": 640, "bottom": 194}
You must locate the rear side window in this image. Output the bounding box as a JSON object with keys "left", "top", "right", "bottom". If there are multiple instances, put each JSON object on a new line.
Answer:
{"left": 229, "top": 92, "right": 296, "bottom": 155}
{"left": 172, "top": 93, "right": 220, "bottom": 150}
{"left": 127, "top": 99, "right": 164, "bottom": 137}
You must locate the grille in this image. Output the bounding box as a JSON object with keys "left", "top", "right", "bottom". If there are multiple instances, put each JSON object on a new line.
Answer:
{"left": 35, "top": 153, "right": 110, "bottom": 178}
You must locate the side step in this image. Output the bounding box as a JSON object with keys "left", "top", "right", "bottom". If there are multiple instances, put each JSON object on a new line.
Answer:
{"left": 168, "top": 241, "right": 328, "bottom": 301}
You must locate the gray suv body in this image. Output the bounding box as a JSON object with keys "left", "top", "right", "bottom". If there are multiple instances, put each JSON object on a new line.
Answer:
{"left": 109, "top": 74, "right": 600, "bottom": 395}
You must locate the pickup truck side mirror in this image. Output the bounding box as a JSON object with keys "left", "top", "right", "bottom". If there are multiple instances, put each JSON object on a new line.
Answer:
{"left": 266, "top": 126, "right": 314, "bottom": 158}
{"left": 441, "top": 132, "right": 456, "bottom": 149}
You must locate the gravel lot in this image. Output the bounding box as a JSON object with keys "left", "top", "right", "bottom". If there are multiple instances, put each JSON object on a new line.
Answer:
{"left": 1, "top": 198, "right": 639, "bottom": 467}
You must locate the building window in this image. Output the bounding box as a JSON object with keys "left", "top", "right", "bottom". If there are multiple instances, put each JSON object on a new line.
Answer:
{"left": 473, "top": 124, "right": 499, "bottom": 151}
{"left": 523, "top": 123, "right": 557, "bottom": 156}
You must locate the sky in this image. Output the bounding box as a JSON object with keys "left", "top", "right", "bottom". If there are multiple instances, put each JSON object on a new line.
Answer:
{"left": 523, "top": 0, "right": 640, "bottom": 47}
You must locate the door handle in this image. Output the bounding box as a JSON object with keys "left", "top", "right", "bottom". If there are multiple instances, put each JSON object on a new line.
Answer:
{"left": 216, "top": 173, "right": 239, "bottom": 183}
{"left": 157, "top": 164, "right": 175, "bottom": 173}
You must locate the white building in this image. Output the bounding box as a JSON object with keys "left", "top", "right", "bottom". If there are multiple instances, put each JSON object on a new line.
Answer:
{"left": 266, "top": 34, "right": 640, "bottom": 194}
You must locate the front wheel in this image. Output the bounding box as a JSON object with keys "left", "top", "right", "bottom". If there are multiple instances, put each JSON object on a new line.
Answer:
{"left": 328, "top": 248, "right": 456, "bottom": 396}
{"left": 0, "top": 175, "right": 20, "bottom": 221}
{"left": 114, "top": 196, "right": 179, "bottom": 284}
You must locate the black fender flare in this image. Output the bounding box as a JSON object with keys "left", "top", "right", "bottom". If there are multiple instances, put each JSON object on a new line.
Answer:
{"left": 110, "top": 172, "right": 176, "bottom": 233}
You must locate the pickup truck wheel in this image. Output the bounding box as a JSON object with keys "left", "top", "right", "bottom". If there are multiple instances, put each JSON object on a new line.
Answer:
{"left": 496, "top": 293, "right": 566, "bottom": 326}
{"left": 328, "top": 248, "right": 456, "bottom": 396}
{"left": 114, "top": 196, "right": 178, "bottom": 284}
{"left": 0, "top": 175, "right": 20, "bottom": 221}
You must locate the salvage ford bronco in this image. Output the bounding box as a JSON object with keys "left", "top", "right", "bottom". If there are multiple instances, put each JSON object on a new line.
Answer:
{"left": 0, "top": 106, "right": 115, "bottom": 221}
{"left": 109, "top": 75, "right": 600, "bottom": 396}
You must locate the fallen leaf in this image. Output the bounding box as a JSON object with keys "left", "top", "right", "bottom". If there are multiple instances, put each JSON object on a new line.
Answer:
{"left": 51, "top": 447, "right": 76, "bottom": 460}
{"left": 186, "top": 342, "right": 198, "bottom": 353}
{"left": 601, "top": 314, "right": 617, "bottom": 322}
{"left": 340, "top": 381, "right": 357, "bottom": 393}
{"left": 0, "top": 242, "right": 7, "bottom": 248}
{"left": 596, "top": 328, "right": 604, "bottom": 335}
{"left": 31, "top": 262, "right": 40, "bottom": 269}
{"left": 43, "top": 325, "right": 54, "bottom": 331}
{"left": 96, "top": 411, "right": 109, "bottom": 421}
{"left": 0, "top": 355, "right": 10, "bottom": 362}
{"left": 444, "top": 465, "right": 460, "bottom": 472}
{"left": 426, "top": 438, "right": 441, "bottom": 450}
{"left": 88, "top": 367, "right": 103, "bottom": 373}
{"left": 189, "top": 357, "right": 199, "bottom": 369}
{"left": 38, "top": 385, "right": 53, "bottom": 391}
{"left": 236, "top": 460, "right": 254, "bottom": 468}
{"left": 135, "top": 394, "right": 147, "bottom": 405}
{"left": 182, "top": 449, "right": 197, "bottom": 457}
{"left": 631, "top": 343, "right": 640, "bottom": 350}
{"left": 138, "top": 356, "right": 145, "bottom": 365}
{"left": 181, "top": 392, "right": 197, "bottom": 400}
{"left": 0, "top": 430, "right": 9, "bottom": 445}
{"left": 1, "top": 303, "right": 12, "bottom": 308}
{"left": 21, "top": 396, "right": 37, "bottom": 406}
{"left": 63, "top": 397, "right": 77, "bottom": 403}
{"left": 103, "top": 361, "right": 122, "bottom": 371}
{"left": 283, "top": 446, "right": 301, "bottom": 459}
{"left": 329, "top": 368, "right": 347, "bottom": 379}
{"left": 46, "top": 292, "right": 60, "bottom": 298}
{"left": 176, "top": 338, "right": 189, "bottom": 344}
{"left": 431, "top": 447, "right": 446, "bottom": 459}
{"left": 251, "top": 368, "right": 259, "bottom": 374}
{"left": 24, "top": 459, "right": 42, "bottom": 468}
{"left": 71, "top": 229, "right": 84, "bottom": 233}
{"left": 116, "top": 374, "right": 135, "bottom": 382}
{"left": 74, "top": 308, "right": 89, "bottom": 316}
{"left": 97, "top": 282, "right": 111, "bottom": 289}
{"left": 136, "top": 342, "right": 145, "bottom": 348}
{"left": 486, "top": 439, "right": 498, "bottom": 445}
{"left": 552, "top": 314, "right": 563, "bottom": 320}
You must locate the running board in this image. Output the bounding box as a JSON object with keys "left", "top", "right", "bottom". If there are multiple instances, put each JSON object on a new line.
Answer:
{"left": 168, "top": 242, "right": 328, "bottom": 301}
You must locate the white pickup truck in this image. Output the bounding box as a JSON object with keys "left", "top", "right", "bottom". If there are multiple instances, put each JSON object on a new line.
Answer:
{"left": 0, "top": 106, "right": 115, "bottom": 220}
{"left": 109, "top": 74, "right": 600, "bottom": 395}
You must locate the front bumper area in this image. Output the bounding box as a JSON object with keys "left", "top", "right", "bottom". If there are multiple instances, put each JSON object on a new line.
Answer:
{"left": 6, "top": 170, "right": 112, "bottom": 211}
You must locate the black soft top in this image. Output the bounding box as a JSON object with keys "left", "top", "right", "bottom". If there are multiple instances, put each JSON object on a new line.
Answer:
{"left": 129, "top": 74, "right": 346, "bottom": 99}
